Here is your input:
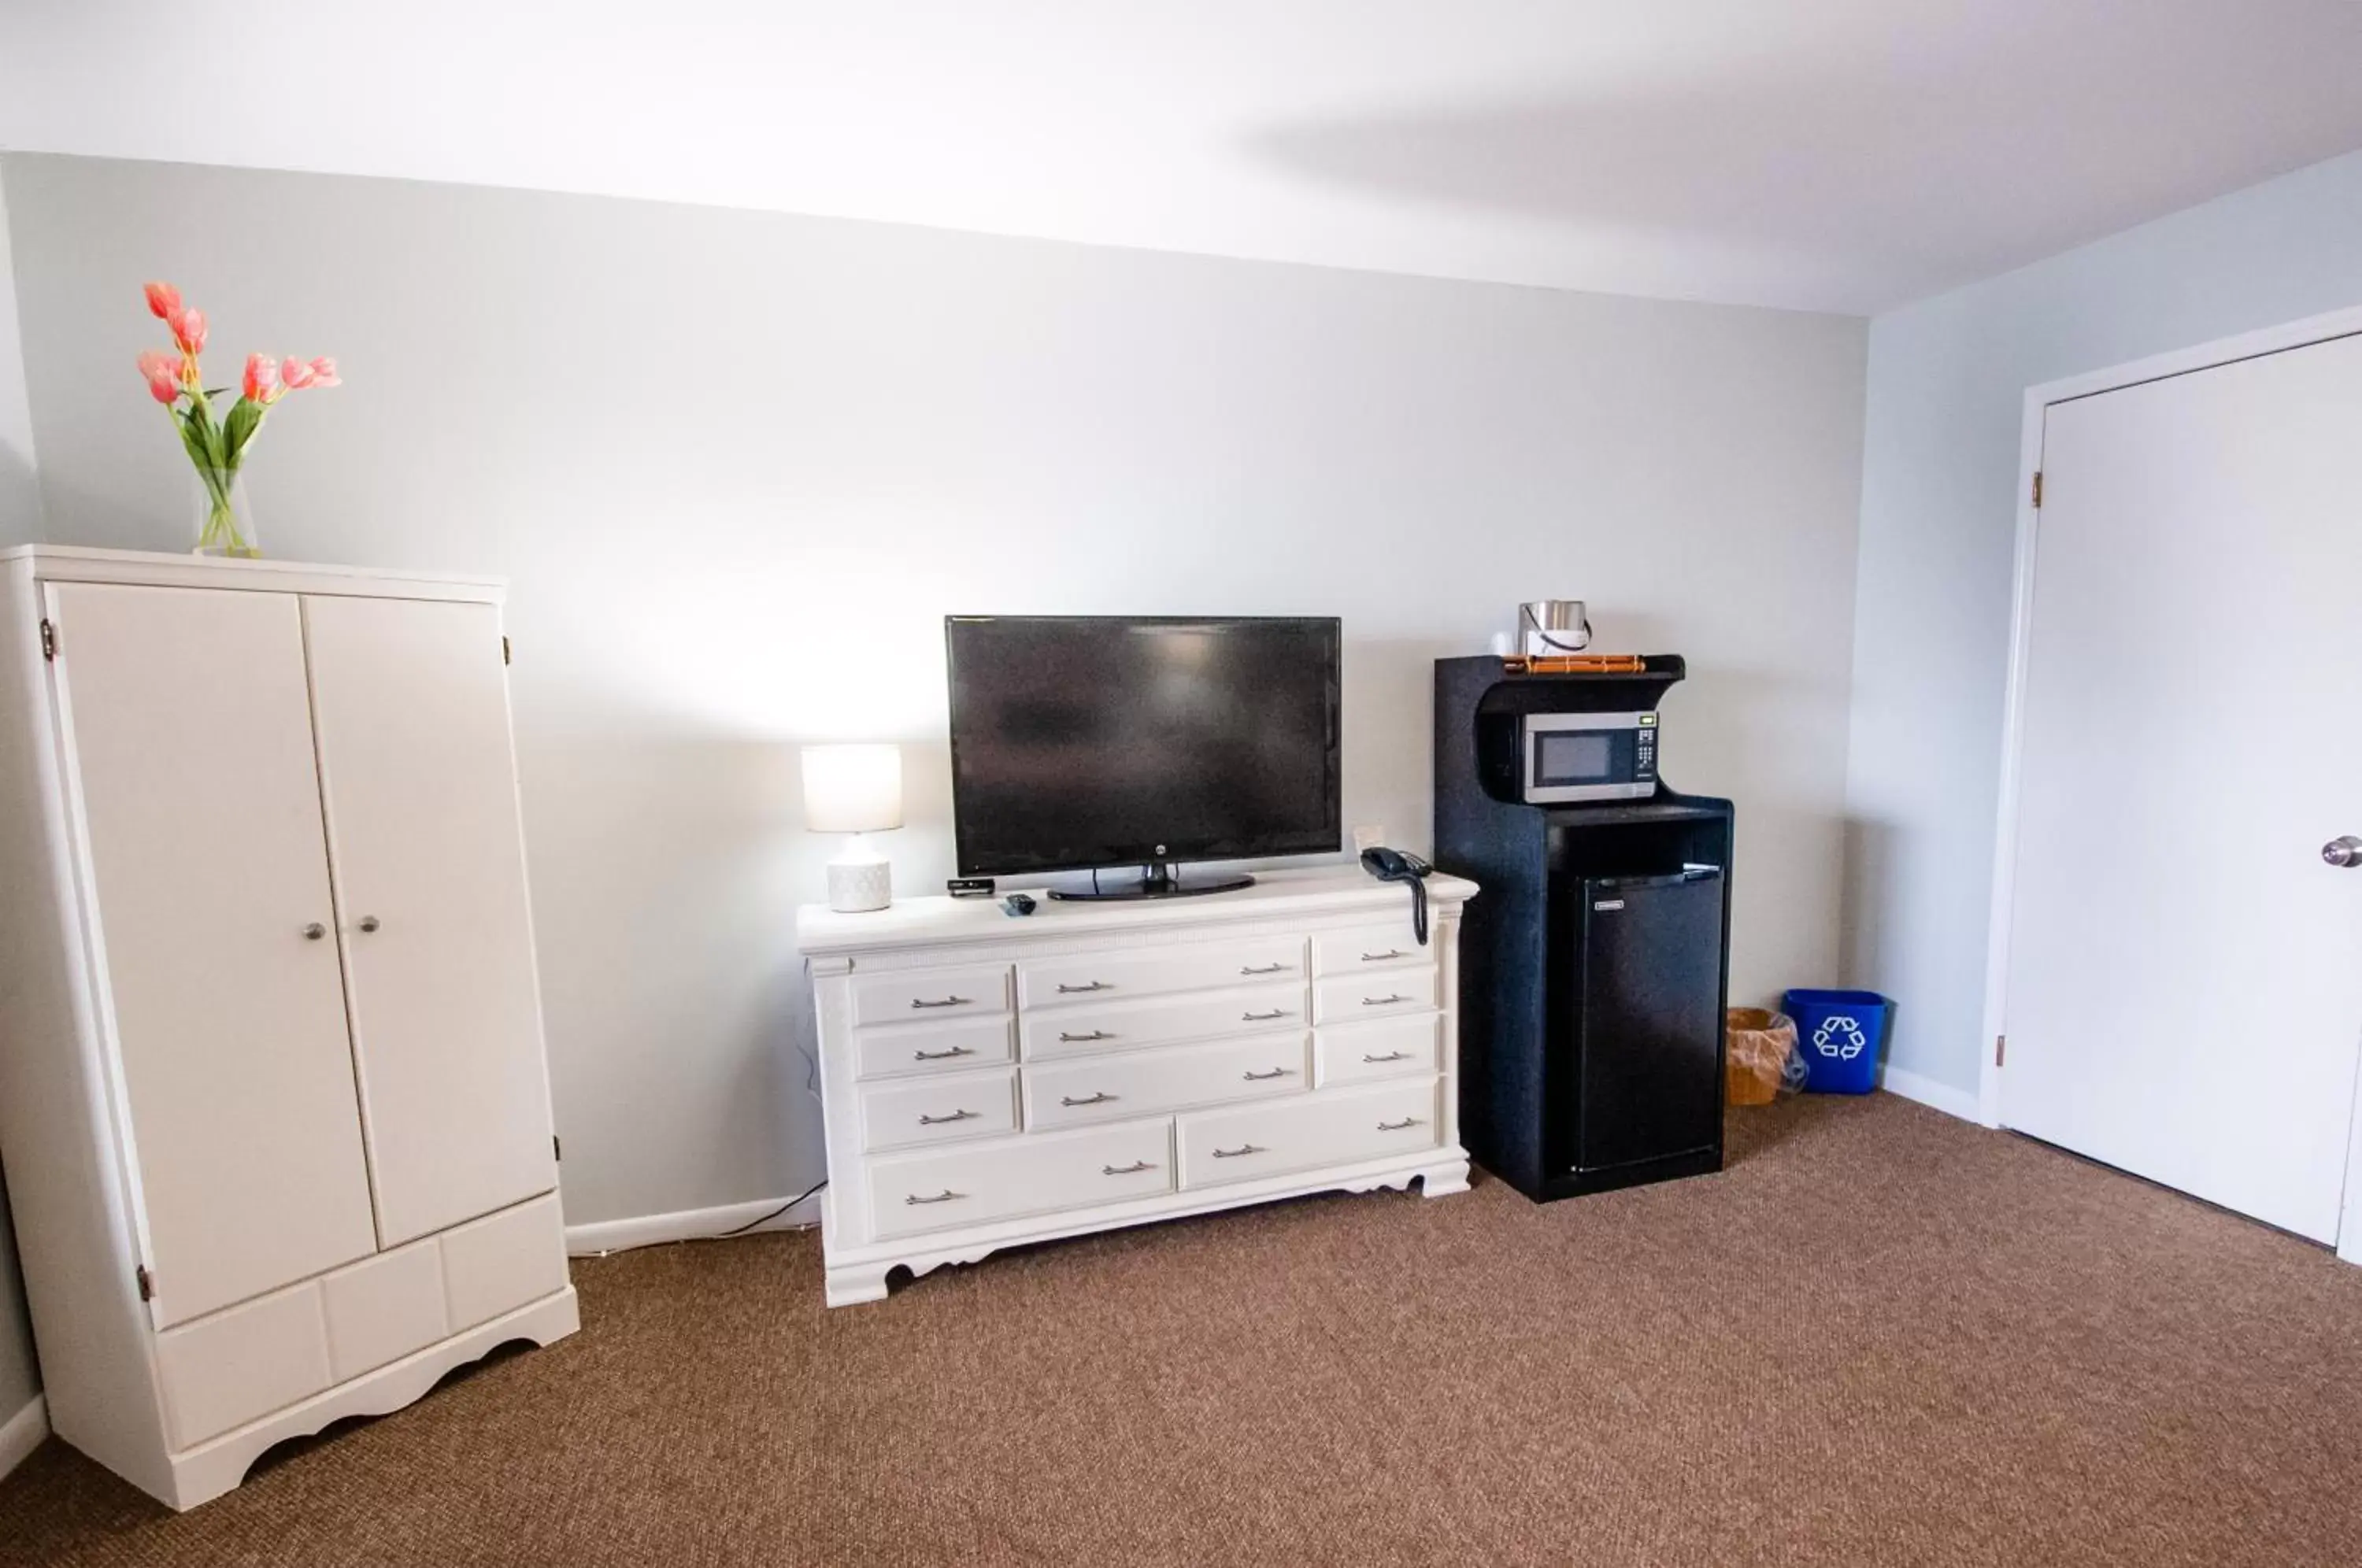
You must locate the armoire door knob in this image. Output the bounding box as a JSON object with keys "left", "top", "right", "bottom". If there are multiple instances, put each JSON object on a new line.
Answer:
{"left": 302, "top": 923, "right": 327, "bottom": 941}
{"left": 358, "top": 915, "right": 381, "bottom": 933}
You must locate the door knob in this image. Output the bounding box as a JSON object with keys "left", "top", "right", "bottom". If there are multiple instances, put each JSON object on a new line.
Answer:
{"left": 2326, "top": 836, "right": 2362, "bottom": 868}
{"left": 302, "top": 923, "right": 327, "bottom": 941}
{"left": 358, "top": 915, "right": 381, "bottom": 933}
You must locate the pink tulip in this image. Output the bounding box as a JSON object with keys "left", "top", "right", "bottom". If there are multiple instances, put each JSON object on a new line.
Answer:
{"left": 280, "top": 357, "right": 317, "bottom": 390}
{"left": 143, "top": 281, "right": 182, "bottom": 320}
{"left": 306, "top": 356, "right": 341, "bottom": 388}
{"left": 167, "top": 306, "right": 207, "bottom": 355}
{"left": 135, "top": 349, "right": 181, "bottom": 404}
{"left": 242, "top": 352, "right": 280, "bottom": 404}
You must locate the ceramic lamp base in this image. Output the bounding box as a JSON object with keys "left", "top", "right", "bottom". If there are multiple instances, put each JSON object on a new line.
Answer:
{"left": 827, "top": 840, "right": 893, "bottom": 913}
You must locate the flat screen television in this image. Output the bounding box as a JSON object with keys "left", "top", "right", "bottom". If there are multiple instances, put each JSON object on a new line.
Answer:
{"left": 945, "top": 615, "right": 1342, "bottom": 899}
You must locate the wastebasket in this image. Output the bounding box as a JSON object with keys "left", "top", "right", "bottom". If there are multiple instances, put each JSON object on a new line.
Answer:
{"left": 1724, "top": 1008, "right": 1797, "bottom": 1106}
{"left": 1781, "top": 989, "right": 1893, "bottom": 1094}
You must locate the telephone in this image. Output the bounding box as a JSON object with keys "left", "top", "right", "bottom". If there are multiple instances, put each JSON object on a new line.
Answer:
{"left": 1359, "top": 846, "right": 1434, "bottom": 945}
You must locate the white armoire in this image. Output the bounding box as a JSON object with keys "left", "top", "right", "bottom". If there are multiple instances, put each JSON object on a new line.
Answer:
{"left": 0, "top": 546, "right": 576, "bottom": 1510}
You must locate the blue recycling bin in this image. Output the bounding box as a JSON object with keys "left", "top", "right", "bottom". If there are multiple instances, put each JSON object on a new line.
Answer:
{"left": 1781, "top": 989, "right": 1893, "bottom": 1094}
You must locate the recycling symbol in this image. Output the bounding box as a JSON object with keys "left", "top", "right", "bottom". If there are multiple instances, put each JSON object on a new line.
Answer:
{"left": 1812, "top": 1015, "right": 1868, "bottom": 1060}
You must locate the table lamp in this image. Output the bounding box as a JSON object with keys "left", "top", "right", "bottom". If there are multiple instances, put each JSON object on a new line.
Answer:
{"left": 802, "top": 743, "right": 904, "bottom": 912}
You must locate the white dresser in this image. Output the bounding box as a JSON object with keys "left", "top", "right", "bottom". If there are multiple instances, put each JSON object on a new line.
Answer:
{"left": 0, "top": 547, "right": 576, "bottom": 1510}
{"left": 798, "top": 867, "right": 1476, "bottom": 1306}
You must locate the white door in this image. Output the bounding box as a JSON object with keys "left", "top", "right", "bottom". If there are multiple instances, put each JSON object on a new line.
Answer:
{"left": 46, "top": 583, "right": 377, "bottom": 1327}
{"left": 301, "top": 595, "right": 557, "bottom": 1246}
{"left": 2003, "top": 331, "right": 2362, "bottom": 1241}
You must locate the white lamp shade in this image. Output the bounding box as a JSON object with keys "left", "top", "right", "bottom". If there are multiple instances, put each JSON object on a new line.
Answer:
{"left": 802, "top": 744, "right": 905, "bottom": 834}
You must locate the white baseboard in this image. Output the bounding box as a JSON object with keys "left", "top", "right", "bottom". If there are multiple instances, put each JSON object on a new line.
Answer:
{"left": 565, "top": 1192, "right": 822, "bottom": 1256}
{"left": 1879, "top": 1066, "right": 1981, "bottom": 1122}
{"left": 0, "top": 1393, "right": 47, "bottom": 1481}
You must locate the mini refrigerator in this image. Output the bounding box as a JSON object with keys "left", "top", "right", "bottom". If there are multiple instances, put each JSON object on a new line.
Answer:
{"left": 1563, "top": 869, "right": 1726, "bottom": 1178}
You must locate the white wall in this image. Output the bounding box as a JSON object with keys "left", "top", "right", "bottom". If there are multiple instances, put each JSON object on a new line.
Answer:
{"left": 3, "top": 152, "right": 1867, "bottom": 1233}
{"left": 0, "top": 161, "right": 50, "bottom": 1429}
{"left": 1843, "top": 146, "right": 2362, "bottom": 1097}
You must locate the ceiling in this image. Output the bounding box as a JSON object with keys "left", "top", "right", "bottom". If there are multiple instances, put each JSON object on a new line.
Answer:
{"left": 6, "top": 1, "right": 2362, "bottom": 315}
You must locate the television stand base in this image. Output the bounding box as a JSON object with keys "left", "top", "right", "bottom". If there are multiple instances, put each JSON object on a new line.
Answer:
{"left": 1044, "top": 864, "right": 1255, "bottom": 901}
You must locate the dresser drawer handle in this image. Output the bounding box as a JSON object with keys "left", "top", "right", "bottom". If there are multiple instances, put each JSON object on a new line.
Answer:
{"left": 909, "top": 996, "right": 971, "bottom": 1010}
{"left": 913, "top": 1045, "right": 976, "bottom": 1062}
{"left": 1363, "top": 1050, "right": 1416, "bottom": 1063}
{"left": 916, "top": 1109, "right": 979, "bottom": 1126}
{"left": 1211, "top": 1144, "right": 1266, "bottom": 1159}
{"left": 1361, "top": 993, "right": 1412, "bottom": 1007}
{"left": 1102, "top": 1160, "right": 1154, "bottom": 1176}
{"left": 1059, "top": 1030, "right": 1116, "bottom": 1043}
{"left": 1241, "top": 1008, "right": 1287, "bottom": 1023}
{"left": 1242, "top": 1067, "right": 1290, "bottom": 1082}
{"left": 1238, "top": 962, "right": 1289, "bottom": 975}
{"left": 1057, "top": 981, "right": 1113, "bottom": 993}
{"left": 1377, "top": 1117, "right": 1424, "bottom": 1132}
{"left": 1061, "top": 1092, "right": 1117, "bottom": 1107}
{"left": 905, "top": 1189, "right": 964, "bottom": 1205}
{"left": 1361, "top": 949, "right": 1407, "bottom": 962}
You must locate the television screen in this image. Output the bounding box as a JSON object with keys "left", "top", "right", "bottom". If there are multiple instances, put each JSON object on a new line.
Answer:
{"left": 946, "top": 616, "right": 1341, "bottom": 878}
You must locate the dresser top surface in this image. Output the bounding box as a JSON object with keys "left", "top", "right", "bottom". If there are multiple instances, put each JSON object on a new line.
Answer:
{"left": 797, "top": 864, "right": 1477, "bottom": 955}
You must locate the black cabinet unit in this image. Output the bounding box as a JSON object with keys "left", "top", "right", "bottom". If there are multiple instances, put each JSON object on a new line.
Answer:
{"left": 1435, "top": 656, "right": 1734, "bottom": 1201}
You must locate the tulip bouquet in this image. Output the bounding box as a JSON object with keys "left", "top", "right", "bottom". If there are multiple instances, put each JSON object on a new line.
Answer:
{"left": 135, "top": 282, "right": 338, "bottom": 557}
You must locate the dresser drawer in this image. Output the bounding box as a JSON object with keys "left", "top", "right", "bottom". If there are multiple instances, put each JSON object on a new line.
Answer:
{"left": 320, "top": 1237, "right": 450, "bottom": 1383}
{"left": 1312, "top": 920, "right": 1431, "bottom": 976}
{"left": 854, "top": 1014, "right": 1017, "bottom": 1080}
{"left": 868, "top": 1121, "right": 1174, "bottom": 1240}
{"left": 1019, "top": 937, "right": 1306, "bottom": 1010}
{"left": 1022, "top": 985, "right": 1309, "bottom": 1060}
{"left": 156, "top": 1278, "right": 334, "bottom": 1448}
{"left": 1316, "top": 1013, "right": 1441, "bottom": 1088}
{"left": 1178, "top": 1078, "right": 1440, "bottom": 1188}
{"left": 861, "top": 1067, "right": 1020, "bottom": 1152}
{"left": 851, "top": 963, "right": 1013, "bottom": 1026}
{"left": 1312, "top": 965, "right": 1437, "bottom": 1024}
{"left": 439, "top": 1193, "right": 569, "bottom": 1333}
{"left": 1025, "top": 1033, "right": 1309, "bottom": 1130}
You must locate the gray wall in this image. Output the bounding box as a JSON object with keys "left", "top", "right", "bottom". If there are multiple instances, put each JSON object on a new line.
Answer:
{"left": 0, "top": 163, "right": 47, "bottom": 1422}
{"left": 3, "top": 152, "right": 1868, "bottom": 1233}
{"left": 1842, "top": 146, "right": 2362, "bottom": 1096}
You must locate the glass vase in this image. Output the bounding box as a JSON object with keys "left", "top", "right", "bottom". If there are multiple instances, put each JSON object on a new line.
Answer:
{"left": 191, "top": 469, "right": 261, "bottom": 558}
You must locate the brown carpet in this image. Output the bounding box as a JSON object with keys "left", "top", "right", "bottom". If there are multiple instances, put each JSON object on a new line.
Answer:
{"left": 5, "top": 1093, "right": 2362, "bottom": 1566}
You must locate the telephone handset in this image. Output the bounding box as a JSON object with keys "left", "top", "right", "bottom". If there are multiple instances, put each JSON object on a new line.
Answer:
{"left": 1359, "top": 846, "right": 1434, "bottom": 945}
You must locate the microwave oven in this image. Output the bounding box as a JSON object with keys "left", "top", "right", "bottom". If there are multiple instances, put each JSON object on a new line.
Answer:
{"left": 1520, "top": 712, "right": 1658, "bottom": 804}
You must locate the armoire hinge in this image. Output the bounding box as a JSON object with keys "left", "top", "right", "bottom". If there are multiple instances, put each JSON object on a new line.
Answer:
{"left": 502, "top": 635, "right": 512, "bottom": 666}
{"left": 553, "top": 1134, "right": 561, "bottom": 1162}
{"left": 135, "top": 1264, "right": 154, "bottom": 1302}
{"left": 39, "top": 619, "right": 57, "bottom": 661}
{"left": 2031, "top": 472, "right": 2043, "bottom": 508}
{"left": 1995, "top": 1034, "right": 2008, "bottom": 1067}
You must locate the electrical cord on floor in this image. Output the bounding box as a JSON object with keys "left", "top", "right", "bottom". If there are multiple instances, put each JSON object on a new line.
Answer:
{"left": 699, "top": 1177, "right": 829, "bottom": 1241}
{"left": 581, "top": 982, "right": 833, "bottom": 1256}
{"left": 576, "top": 1177, "right": 829, "bottom": 1259}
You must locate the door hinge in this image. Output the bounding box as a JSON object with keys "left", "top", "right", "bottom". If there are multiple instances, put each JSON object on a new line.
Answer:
{"left": 553, "top": 1134, "right": 561, "bottom": 1162}
{"left": 39, "top": 618, "right": 56, "bottom": 661}
{"left": 1994, "top": 1034, "right": 2008, "bottom": 1067}
{"left": 2030, "top": 472, "right": 2043, "bottom": 508}
{"left": 135, "top": 1264, "right": 154, "bottom": 1302}
{"left": 502, "top": 635, "right": 512, "bottom": 666}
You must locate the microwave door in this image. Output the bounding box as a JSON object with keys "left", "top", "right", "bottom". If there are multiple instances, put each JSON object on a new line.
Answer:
{"left": 1523, "top": 714, "right": 1653, "bottom": 804}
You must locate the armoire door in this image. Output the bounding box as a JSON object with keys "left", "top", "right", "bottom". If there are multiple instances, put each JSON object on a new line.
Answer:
{"left": 46, "top": 583, "right": 378, "bottom": 1328}
{"left": 2002, "top": 330, "right": 2362, "bottom": 1241}
{"left": 300, "top": 594, "right": 557, "bottom": 1246}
